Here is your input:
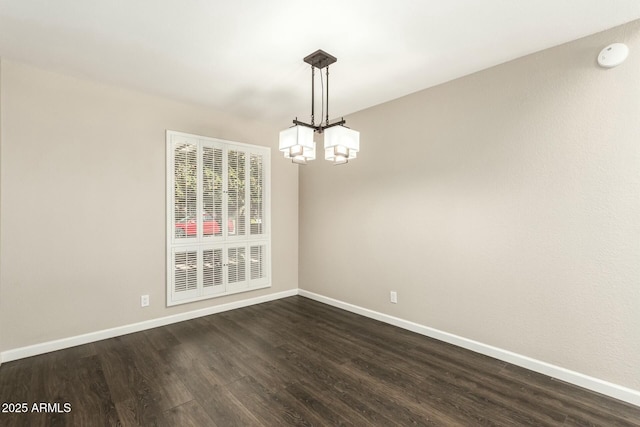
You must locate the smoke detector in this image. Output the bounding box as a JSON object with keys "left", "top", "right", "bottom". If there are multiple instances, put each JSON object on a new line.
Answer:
{"left": 597, "top": 43, "right": 629, "bottom": 68}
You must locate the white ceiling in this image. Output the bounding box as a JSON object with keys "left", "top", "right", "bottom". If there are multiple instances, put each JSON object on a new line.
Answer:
{"left": 1, "top": 1, "right": 639, "bottom": 124}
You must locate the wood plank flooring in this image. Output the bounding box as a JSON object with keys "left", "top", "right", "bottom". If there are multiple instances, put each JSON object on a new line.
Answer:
{"left": 0, "top": 296, "right": 639, "bottom": 426}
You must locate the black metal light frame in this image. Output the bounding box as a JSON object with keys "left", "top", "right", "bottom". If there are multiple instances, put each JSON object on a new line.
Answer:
{"left": 291, "top": 49, "right": 346, "bottom": 133}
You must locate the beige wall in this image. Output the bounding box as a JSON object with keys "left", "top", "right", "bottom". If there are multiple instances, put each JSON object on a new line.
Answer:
{"left": 0, "top": 59, "right": 298, "bottom": 351}
{"left": 0, "top": 62, "right": 3, "bottom": 357}
{"left": 300, "top": 21, "right": 640, "bottom": 390}
{"left": 1, "top": 20, "right": 638, "bottom": 393}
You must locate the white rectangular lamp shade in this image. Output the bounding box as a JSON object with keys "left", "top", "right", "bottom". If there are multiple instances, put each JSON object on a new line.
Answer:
{"left": 279, "top": 125, "right": 314, "bottom": 153}
{"left": 287, "top": 142, "right": 315, "bottom": 162}
{"left": 324, "top": 126, "right": 359, "bottom": 161}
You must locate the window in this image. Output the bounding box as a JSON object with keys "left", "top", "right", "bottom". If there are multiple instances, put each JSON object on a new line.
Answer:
{"left": 166, "top": 131, "right": 270, "bottom": 306}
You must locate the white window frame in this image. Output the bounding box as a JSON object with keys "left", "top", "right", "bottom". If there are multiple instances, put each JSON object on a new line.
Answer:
{"left": 166, "top": 130, "right": 271, "bottom": 306}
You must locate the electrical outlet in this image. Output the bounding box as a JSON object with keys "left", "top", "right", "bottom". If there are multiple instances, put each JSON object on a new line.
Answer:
{"left": 390, "top": 291, "right": 398, "bottom": 304}
{"left": 141, "top": 294, "right": 150, "bottom": 307}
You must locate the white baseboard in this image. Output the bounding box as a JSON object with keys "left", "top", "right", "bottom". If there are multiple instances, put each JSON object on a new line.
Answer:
{"left": 3, "top": 287, "right": 638, "bottom": 407}
{"left": 0, "top": 289, "right": 298, "bottom": 364}
{"left": 298, "top": 289, "right": 640, "bottom": 407}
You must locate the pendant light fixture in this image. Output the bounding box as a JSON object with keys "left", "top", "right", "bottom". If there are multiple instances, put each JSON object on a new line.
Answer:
{"left": 279, "top": 50, "right": 360, "bottom": 165}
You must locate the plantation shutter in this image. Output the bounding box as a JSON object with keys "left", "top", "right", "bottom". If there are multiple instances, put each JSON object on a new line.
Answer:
{"left": 227, "top": 245, "right": 247, "bottom": 290}
{"left": 250, "top": 153, "right": 265, "bottom": 236}
{"left": 172, "top": 137, "right": 198, "bottom": 241}
{"left": 203, "top": 247, "right": 224, "bottom": 296}
{"left": 227, "top": 149, "right": 247, "bottom": 238}
{"left": 202, "top": 142, "right": 224, "bottom": 240}
{"left": 250, "top": 243, "right": 268, "bottom": 285}
{"left": 167, "top": 131, "right": 270, "bottom": 306}
{"left": 172, "top": 248, "right": 198, "bottom": 301}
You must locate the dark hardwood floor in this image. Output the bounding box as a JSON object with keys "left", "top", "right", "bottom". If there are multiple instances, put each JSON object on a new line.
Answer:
{"left": 0, "top": 296, "right": 638, "bottom": 426}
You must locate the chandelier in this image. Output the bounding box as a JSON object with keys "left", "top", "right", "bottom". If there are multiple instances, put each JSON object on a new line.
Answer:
{"left": 279, "top": 50, "right": 360, "bottom": 165}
